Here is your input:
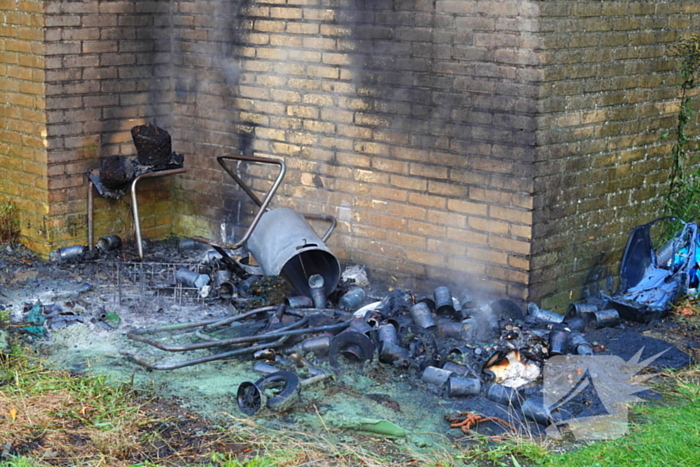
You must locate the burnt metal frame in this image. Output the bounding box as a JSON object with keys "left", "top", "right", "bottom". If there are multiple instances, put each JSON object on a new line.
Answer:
{"left": 87, "top": 167, "right": 187, "bottom": 259}
{"left": 192, "top": 155, "right": 286, "bottom": 251}
{"left": 122, "top": 305, "right": 351, "bottom": 370}
{"left": 192, "top": 154, "right": 336, "bottom": 252}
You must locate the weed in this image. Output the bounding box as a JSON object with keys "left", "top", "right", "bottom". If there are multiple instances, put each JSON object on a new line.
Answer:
{"left": 671, "top": 297, "right": 700, "bottom": 318}
{"left": 0, "top": 199, "right": 19, "bottom": 242}
{"left": 208, "top": 452, "right": 277, "bottom": 467}
{"left": 0, "top": 308, "right": 10, "bottom": 327}
{"left": 1, "top": 350, "right": 699, "bottom": 466}
{"left": 453, "top": 435, "right": 550, "bottom": 467}
{"left": 0, "top": 457, "right": 49, "bottom": 467}
{"left": 665, "top": 34, "right": 700, "bottom": 222}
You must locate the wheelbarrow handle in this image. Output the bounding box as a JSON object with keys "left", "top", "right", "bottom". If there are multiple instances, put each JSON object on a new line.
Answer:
{"left": 214, "top": 154, "right": 287, "bottom": 250}
{"left": 301, "top": 213, "right": 337, "bottom": 242}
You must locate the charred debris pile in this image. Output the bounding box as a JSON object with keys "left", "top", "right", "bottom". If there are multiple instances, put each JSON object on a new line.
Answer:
{"left": 11, "top": 232, "right": 690, "bottom": 439}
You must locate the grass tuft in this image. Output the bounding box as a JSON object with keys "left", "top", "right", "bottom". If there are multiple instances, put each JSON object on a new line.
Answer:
{"left": 0, "top": 199, "right": 19, "bottom": 242}
{"left": 541, "top": 367, "right": 700, "bottom": 467}
{"left": 1, "top": 348, "right": 699, "bottom": 466}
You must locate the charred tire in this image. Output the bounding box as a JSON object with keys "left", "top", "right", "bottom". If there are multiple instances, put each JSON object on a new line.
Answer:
{"left": 237, "top": 370, "right": 300, "bottom": 415}
{"left": 237, "top": 381, "right": 263, "bottom": 416}
{"left": 256, "top": 370, "right": 300, "bottom": 411}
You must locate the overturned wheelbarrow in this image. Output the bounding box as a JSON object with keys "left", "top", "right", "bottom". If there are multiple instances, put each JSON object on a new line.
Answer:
{"left": 193, "top": 154, "right": 340, "bottom": 298}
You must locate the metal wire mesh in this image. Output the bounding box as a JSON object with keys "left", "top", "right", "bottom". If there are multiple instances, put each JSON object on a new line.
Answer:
{"left": 95, "top": 261, "right": 219, "bottom": 306}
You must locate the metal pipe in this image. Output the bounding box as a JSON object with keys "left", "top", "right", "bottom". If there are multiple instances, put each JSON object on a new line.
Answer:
{"left": 584, "top": 308, "right": 620, "bottom": 329}
{"left": 433, "top": 286, "right": 455, "bottom": 316}
{"left": 442, "top": 362, "right": 472, "bottom": 377}
{"left": 410, "top": 302, "right": 437, "bottom": 330}
{"left": 301, "top": 213, "right": 337, "bottom": 243}
{"left": 126, "top": 306, "right": 274, "bottom": 339}
{"left": 218, "top": 281, "right": 237, "bottom": 299}
{"left": 201, "top": 307, "right": 272, "bottom": 332}
{"left": 121, "top": 336, "right": 290, "bottom": 371}
{"left": 251, "top": 363, "right": 328, "bottom": 387}
{"left": 564, "top": 317, "right": 586, "bottom": 333}
{"left": 338, "top": 287, "right": 365, "bottom": 311}
{"left": 217, "top": 155, "right": 270, "bottom": 208}
{"left": 287, "top": 336, "right": 331, "bottom": 357}
{"left": 175, "top": 268, "right": 210, "bottom": 289}
{"left": 567, "top": 333, "right": 593, "bottom": 356}
{"left": 566, "top": 302, "right": 598, "bottom": 320}
{"left": 378, "top": 342, "right": 411, "bottom": 364}
{"left": 253, "top": 362, "right": 280, "bottom": 374}
{"left": 191, "top": 155, "right": 286, "bottom": 253}
{"left": 124, "top": 315, "right": 351, "bottom": 371}
{"left": 486, "top": 383, "right": 521, "bottom": 408}
{"left": 377, "top": 323, "right": 399, "bottom": 346}
{"left": 87, "top": 178, "right": 94, "bottom": 251}
{"left": 287, "top": 352, "right": 326, "bottom": 377}
{"left": 308, "top": 274, "right": 326, "bottom": 309}
{"left": 50, "top": 245, "right": 86, "bottom": 262}
{"left": 127, "top": 315, "right": 310, "bottom": 351}
{"left": 521, "top": 397, "right": 551, "bottom": 426}
{"left": 286, "top": 296, "right": 314, "bottom": 309}
{"left": 127, "top": 313, "right": 350, "bottom": 352}
{"left": 131, "top": 167, "right": 187, "bottom": 259}
{"left": 97, "top": 235, "right": 122, "bottom": 252}
{"left": 526, "top": 303, "right": 565, "bottom": 324}
{"left": 421, "top": 366, "right": 455, "bottom": 386}
{"left": 437, "top": 322, "right": 462, "bottom": 339}
{"left": 300, "top": 373, "right": 330, "bottom": 386}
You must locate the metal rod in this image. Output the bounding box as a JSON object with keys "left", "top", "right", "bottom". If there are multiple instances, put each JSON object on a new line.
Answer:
{"left": 300, "top": 373, "right": 329, "bottom": 386}
{"left": 121, "top": 336, "right": 290, "bottom": 371}
{"left": 87, "top": 178, "right": 94, "bottom": 251}
{"left": 191, "top": 155, "right": 286, "bottom": 252}
{"left": 126, "top": 317, "right": 307, "bottom": 352}
{"left": 301, "top": 213, "right": 337, "bottom": 242}
{"left": 127, "top": 313, "right": 350, "bottom": 352}
{"left": 128, "top": 306, "right": 277, "bottom": 338}
{"left": 124, "top": 318, "right": 350, "bottom": 370}
{"left": 117, "top": 261, "right": 122, "bottom": 305}
{"left": 218, "top": 156, "right": 265, "bottom": 208}
{"left": 131, "top": 167, "right": 187, "bottom": 259}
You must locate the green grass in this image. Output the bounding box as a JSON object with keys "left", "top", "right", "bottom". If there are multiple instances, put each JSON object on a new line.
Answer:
{"left": 1, "top": 342, "right": 699, "bottom": 467}
{"left": 0, "top": 199, "right": 19, "bottom": 242}
{"left": 542, "top": 375, "right": 700, "bottom": 467}
{"left": 0, "top": 458, "right": 48, "bottom": 467}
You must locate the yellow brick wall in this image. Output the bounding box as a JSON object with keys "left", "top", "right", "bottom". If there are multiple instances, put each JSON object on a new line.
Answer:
{"left": 533, "top": 0, "right": 700, "bottom": 309}
{"left": 0, "top": 0, "right": 49, "bottom": 255}
{"left": 170, "top": 0, "right": 540, "bottom": 301}
{"left": 41, "top": 0, "right": 176, "bottom": 254}
{"left": 2, "top": 0, "right": 698, "bottom": 306}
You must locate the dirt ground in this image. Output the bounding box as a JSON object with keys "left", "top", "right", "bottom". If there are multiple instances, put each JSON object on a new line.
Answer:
{"left": 1, "top": 238, "right": 699, "bottom": 464}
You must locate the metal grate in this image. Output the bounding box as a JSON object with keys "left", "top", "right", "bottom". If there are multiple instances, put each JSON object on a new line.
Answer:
{"left": 95, "top": 261, "right": 220, "bottom": 306}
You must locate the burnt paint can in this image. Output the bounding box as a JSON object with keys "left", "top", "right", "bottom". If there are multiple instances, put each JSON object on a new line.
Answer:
{"left": 447, "top": 376, "right": 481, "bottom": 397}
{"left": 433, "top": 286, "right": 455, "bottom": 316}
{"left": 410, "top": 302, "right": 437, "bottom": 330}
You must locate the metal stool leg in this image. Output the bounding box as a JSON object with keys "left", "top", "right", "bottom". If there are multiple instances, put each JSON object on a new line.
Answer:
{"left": 130, "top": 168, "right": 187, "bottom": 259}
